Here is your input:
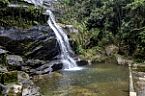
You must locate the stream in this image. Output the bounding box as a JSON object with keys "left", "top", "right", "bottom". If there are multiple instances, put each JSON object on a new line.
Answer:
{"left": 33, "top": 63, "right": 129, "bottom": 96}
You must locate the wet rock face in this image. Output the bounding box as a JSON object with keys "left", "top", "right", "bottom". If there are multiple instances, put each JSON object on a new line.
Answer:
{"left": 0, "top": 25, "right": 60, "bottom": 60}
{"left": 29, "top": 60, "right": 63, "bottom": 75}
{"left": 0, "top": 25, "right": 63, "bottom": 76}
{"left": 25, "top": 59, "right": 46, "bottom": 68}
{"left": 133, "top": 71, "right": 145, "bottom": 96}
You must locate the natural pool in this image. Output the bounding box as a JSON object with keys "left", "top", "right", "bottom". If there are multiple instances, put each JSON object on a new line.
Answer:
{"left": 33, "top": 63, "right": 129, "bottom": 96}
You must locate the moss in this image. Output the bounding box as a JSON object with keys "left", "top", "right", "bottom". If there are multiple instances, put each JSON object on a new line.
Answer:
{"left": 0, "top": 53, "right": 7, "bottom": 66}
{"left": 0, "top": 3, "right": 48, "bottom": 28}
{"left": 135, "top": 66, "right": 145, "bottom": 72}
{"left": 0, "top": 71, "right": 18, "bottom": 84}
{"left": 8, "top": 87, "right": 22, "bottom": 96}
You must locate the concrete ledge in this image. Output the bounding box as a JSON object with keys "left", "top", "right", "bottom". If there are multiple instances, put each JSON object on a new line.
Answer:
{"left": 129, "top": 64, "right": 137, "bottom": 96}
{"left": 130, "top": 92, "right": 137, "bottom": 96}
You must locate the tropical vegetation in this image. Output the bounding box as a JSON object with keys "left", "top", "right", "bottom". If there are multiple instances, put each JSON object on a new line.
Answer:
{"left": 58, "top": 0, "right": 145, "bottom": 62}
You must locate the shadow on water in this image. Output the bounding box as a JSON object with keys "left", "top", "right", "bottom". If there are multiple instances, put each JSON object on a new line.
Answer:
{"left": 33, "top": 63, "right": 129, "bottom": 96}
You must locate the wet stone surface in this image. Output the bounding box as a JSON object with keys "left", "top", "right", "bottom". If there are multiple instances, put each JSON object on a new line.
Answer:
{"left": 133, "top": 71, "right": 145, "bottom": 96}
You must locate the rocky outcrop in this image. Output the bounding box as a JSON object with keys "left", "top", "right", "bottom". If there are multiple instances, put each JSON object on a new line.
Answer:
{"left": 0, "top": 71, "right": 40, "bottom": 96}
{"left": 0, "top": 25, "right": 64, "bottom": 95}
{"left": 18, "top": 72, "right": 40, "bottom": 96}
{"left": 0, "top": 25, "right": 60, "bottom": 60}
{"left": 115, "top": 55, "right": 133, "bottom": 65}
{"left": 29, "top": 60, "right": 63, "bottom": 75}
{"left": 25, "top": 59, "right": 46, "bottom": 68}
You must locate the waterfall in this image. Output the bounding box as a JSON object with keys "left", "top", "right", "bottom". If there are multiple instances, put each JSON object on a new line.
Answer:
{"left": 46, "top": 10, "right": 77, "bottom": 69}
{"left": 24, "top": 0, "right": 81, "bottom": 70}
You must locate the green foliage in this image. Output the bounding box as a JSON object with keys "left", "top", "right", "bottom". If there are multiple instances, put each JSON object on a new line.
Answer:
{"left": 135, "top": 65, "right": 145, "bottom": 72}
{"left": 135, "top": 31, "right": 145, "bottom": 59}
{"left": 0, "top": 71, "right": 18, "bottom": 84}
{"left": 126, "top": 0, "right": 145, "bottom": 10}
{"left": 70, "top": 21, "right": 100, "bottom": 54}
{"left": 59, "top": 0, "right": 145, "bottom": 61}
{"left": 0, "top": 0, "right": 9, "bottom": 8}
{"left": 79, "top": 46, "right": 102, "bottom": 59}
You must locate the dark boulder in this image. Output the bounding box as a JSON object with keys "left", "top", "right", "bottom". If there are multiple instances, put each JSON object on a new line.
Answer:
{"left": 25, "top": 59, "right": 47, "bottom": 68}
{"left": 0, "top": 48, "right": 7, "bottom": 67}
{"left": 6, "top": 55, "right": 24, "bottom": 70}
{"left": 76, "top": 59, "right": 88, "bottom": 66}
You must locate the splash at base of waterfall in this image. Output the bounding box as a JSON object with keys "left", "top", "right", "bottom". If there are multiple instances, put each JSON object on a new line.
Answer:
{"left": 64, "top": 67, "right": 83, "bottom": 71}
{"left": 62, "top": 59, "right": 83, "bottom": 71}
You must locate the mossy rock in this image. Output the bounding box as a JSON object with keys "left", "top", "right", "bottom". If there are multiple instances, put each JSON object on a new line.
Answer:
{"left": 0, "top": 71, "right": 18, "bottom": 84}
{"left": 0, "top": 53, "right": 7, "bottom": 66}
{"left": 0, "top": 2, "right": 48, "bottom": 28}
{"left": 8, "top": 86, "right": 22, "bottom": 96}
{"left": 8, "top": 92, "right": 21, "bottom": 96}
{"left": 136, "top": 66, "right": 145, "bottom": 72}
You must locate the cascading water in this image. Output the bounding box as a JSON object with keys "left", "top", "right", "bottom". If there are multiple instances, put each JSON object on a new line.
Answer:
{"left": 46, "top": 10, "right": 77, "bottom": 69}
{"left": 24, "top": 0, "right": 81, "bottom": 70}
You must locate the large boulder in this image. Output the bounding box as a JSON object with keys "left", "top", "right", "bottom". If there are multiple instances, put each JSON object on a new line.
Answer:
{"left": 7, "top": 55, "right": 24, "bottom": 67}
{"left": 105, "top": 44, "right": 119, "bottom": 56}
{"left": 0, "top": 25, "right": 60, "bottom": 60}
{"left": 18, "top": 71, "right": 40, "bottom": 96}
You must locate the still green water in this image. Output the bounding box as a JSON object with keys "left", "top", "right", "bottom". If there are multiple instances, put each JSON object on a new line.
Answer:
{"left": 33, "top": 63, "right": 129, "bottom": 96}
